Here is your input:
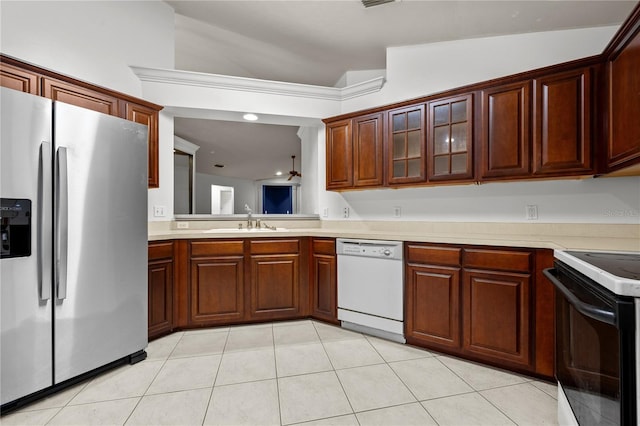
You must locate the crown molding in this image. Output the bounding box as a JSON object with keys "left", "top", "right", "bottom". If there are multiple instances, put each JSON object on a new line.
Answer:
{"left": 174, "top": 136, "right": 200, "bottom": 155}
{"left": 130, "top": 66, "right": 384, "bottom": 101}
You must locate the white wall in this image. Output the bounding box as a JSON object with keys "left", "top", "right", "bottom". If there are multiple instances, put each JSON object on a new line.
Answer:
{"left": 299, "top": 126, "right": 319, "bottom": 215}
{"left": 195, "top": 173, "right": 256, "bottom": 215}
{"left": 343, "top": 26, "right": 619, "bottom": 112}
{"left": 0, "top": 0, "right": 174, "bottom": 97}
{"left": 318, "top": 177, "right": 640, "bottom": 224}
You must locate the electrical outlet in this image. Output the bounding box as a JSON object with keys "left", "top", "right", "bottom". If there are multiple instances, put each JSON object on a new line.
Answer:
{"left": 176, "top": 221, "right": 189, "bottom": 229}
{"left": 153, "top": 205, "right": 166, "bottom": 217}
{"left": 393, "top": 206, "right": 401, "bottom": 218}
{"left": 343, "top": 207, "right": 349, "bottom": 218}
{"left": 322, "top": 208, "right": 329, "bottom": 218}
{"left": 526, "top": 205, "right": 538, "bottom": 220}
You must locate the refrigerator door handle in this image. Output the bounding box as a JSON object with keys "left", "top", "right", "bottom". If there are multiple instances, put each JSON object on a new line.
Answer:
{"left": 39, "top": 142, "right": 52, "bottom": 301}
{"left": 56, "top": 146, "right": 68, "bottom": 300}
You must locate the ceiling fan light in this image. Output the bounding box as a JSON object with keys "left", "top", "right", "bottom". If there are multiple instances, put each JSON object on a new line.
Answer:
{"left": 361, "top": 0, "right": 395, "bottom": 8}
{"left": 243, "top": 113, "right": 258, "bottom": 121}
{"left": 275, "top": 171, "right": 283, "bottom": 176}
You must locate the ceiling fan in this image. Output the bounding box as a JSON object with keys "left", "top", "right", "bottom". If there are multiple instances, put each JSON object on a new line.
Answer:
{"left": 288, "top": 155, "right": 301, "bottom": 181}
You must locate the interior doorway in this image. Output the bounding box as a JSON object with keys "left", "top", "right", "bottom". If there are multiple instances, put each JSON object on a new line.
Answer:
{"left": 262, "top": 185, "right": 292, "bottom": 214}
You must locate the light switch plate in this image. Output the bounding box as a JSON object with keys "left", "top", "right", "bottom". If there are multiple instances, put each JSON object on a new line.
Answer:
{"left": 343, "top": 207, "right": 349, "bottom": 218}
{"left": 153, "top": 205, "right": 166, "bottom": 217}
{"left": 393, "top": 206, "right": 401, "bottom": 218}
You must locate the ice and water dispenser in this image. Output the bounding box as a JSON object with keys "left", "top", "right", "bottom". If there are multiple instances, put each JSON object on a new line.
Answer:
{"left": 0, "top": 198, "right": 31, "bottom": 258}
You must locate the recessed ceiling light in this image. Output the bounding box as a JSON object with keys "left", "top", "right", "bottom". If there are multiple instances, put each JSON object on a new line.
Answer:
{"left": 243, "top": 113, "right": 258, "bottom": 121}
{"left": 275, "top": 171, "right": 283, "bottom": 176}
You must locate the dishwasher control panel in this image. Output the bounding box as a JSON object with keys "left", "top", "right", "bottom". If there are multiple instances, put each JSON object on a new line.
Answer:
{"left": 337, "top": 239, "right": 402, "bottom": 260}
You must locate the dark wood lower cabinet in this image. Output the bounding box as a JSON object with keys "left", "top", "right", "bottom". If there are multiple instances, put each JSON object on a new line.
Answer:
{"left": 182, "top": 238, "right": 308, "bottom": 327}
{"left": 405, "top": 242, "right": 554, "bottom": 379}
{"left": 151, "top": 237, "right": 554, "bottom": 379}
{"left": 249, "top": 238, "right": 307, "bottom": 320}
{"left": 189, "top": 240, "right": 245, "bottom": 326}
{"left": 148, "top": 241, "right": 174, "bottom": 340}
{"left": 310, "top": 238, "right": 338, "bottom": 324}
{"left": 405, "top": 263, "right": 461, "bottom": 350}
{"left": 462, "top": 269, "right": 531, "bottom": 368}
{"left": 250, "top": 254, "right": 300, "bottom": 319}
{"left": 190, "top": 257, "right": 244, "bottom": 325}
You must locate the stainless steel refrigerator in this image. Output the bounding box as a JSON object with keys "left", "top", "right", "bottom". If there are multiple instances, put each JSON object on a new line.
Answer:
{"left": 0, "top": 87, "right": 148, "bottom": 408}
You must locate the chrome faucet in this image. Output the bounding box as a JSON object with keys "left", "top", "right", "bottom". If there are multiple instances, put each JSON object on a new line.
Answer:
{"left": 244, "top": 204, "right": 253, "bottom": 229}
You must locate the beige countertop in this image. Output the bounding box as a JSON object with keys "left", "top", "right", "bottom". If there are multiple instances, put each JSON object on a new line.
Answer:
{"left": 148, "top": 220, "right": 640, "bottom": 252}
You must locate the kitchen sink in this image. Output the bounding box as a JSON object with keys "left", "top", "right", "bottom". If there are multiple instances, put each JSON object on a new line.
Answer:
{"left": 203, "top": 227, "right": 288, "bottom": 233}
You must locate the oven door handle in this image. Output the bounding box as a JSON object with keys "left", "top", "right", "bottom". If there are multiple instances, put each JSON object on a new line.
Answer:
{"left": 543, "top": 268, "right": 616, "bottom": 325}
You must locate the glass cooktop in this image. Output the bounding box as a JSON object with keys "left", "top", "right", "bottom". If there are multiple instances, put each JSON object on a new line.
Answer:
{"left": 565, "top": 251, "right": 640, "bottom": 281}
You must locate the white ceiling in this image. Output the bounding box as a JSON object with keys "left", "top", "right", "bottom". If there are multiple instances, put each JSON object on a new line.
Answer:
{"left": 167, "top": 0, "right": 636, "bottom": 181}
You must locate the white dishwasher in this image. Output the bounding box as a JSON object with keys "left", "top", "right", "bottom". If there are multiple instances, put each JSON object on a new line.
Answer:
{"left": 336, "top": 238, "right": 405, "bottom": 343}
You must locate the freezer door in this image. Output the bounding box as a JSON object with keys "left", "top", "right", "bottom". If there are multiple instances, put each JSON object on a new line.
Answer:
{"left": 0, "top": 88, "right": 53, "bottom": 405}
{"left": 53, "top": 101, "right": 148, "bottom": 383}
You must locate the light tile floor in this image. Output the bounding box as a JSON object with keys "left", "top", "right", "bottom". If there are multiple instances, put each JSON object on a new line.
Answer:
{"left": 3, "top": 320, "right": 558, "bottom": 425}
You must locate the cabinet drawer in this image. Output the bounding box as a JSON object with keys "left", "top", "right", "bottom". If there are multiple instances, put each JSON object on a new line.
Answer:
{"left": 250, "top": 239, "right": 300, "bottom": 255}
{"left": 148, "top": 241, "right": 173, "bottom": 261}
{"left": 312, "top": 238, "right": 336, "bottom": 255}
{"left": 406, "top": 244, "right": 461, "bottom": 266}
{"left": 191, "top": 240, "right": 244, "bottom": 257}
{"left": 463, "top": 249, "right": 532, "bottom": 272}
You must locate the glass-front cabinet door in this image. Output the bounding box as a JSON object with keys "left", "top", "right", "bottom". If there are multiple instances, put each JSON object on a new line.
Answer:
{"left": 427, "top": 94, "right": 474, "bottom": 181}
{"left": 386, "top": 104, "right": 425, "bottom": 185}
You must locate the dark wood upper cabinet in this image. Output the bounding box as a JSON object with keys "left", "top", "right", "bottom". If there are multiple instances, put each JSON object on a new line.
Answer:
{"left": 353, "top": 112, "right": 384, "bottom": 187}
{"left": 533, "top": 67, "right": 592, "bottom": 175}
{"left": 42, "top": 76, "right": 120, "bottom": 116}
{"left": 326, "top": 119, "right": 353, "bottom": 190}
{"left": 427, "top": 94, "right": 474, "bottom": 181}
{"left": 0, "top": 62, "right": 39, "bottom": 95}
{"left": 321, "top": 6, "right": 640, "bottom": 188}
{"left": 604, "top": 5, "right": 640, "bottom": 173}
{"left": 126, "top": 102, "right": 160, "bottom": 188}
{"left": 480, "top": 81, "right": 531, "bottom": 179}
{"left": 0, "top": 55, "right": 162, "bottom": 188}
{"left": 387, "top": 104, "right": 426, "bottom": 185}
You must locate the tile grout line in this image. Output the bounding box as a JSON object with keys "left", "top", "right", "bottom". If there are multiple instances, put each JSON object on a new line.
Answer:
{"left": 476, "top": 380, "right": 559, "bottom": 426}
{"left": 272, "top": 323, "right": 284, "bottom": 426}
{"left": 310, "top": 321, "right": 360, "bottom": 425}
{"left": 121, "top": 331, "right": 186, "bottom": 425}
{"left": 430, "top": 355, "right": 525, "bottom": 426}
{"left": 365, "top": 336, "right": 439, "bottom": 425}
{"left": 202, "top": 327, "right": 231, "bottom": 425}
